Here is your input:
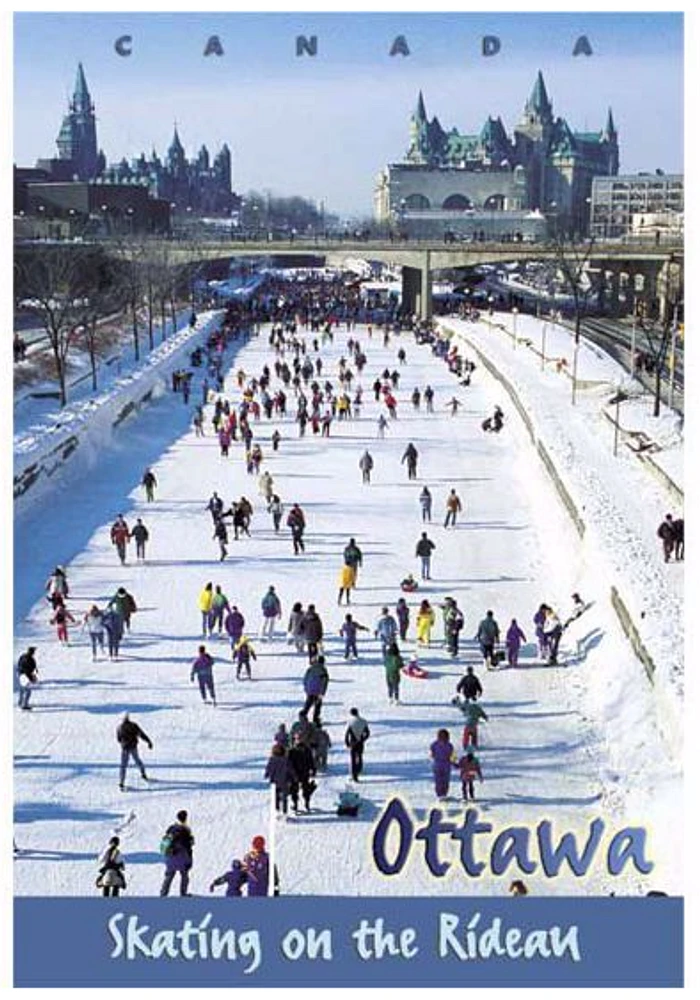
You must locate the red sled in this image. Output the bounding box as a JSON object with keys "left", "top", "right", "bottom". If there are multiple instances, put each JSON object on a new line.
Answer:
{"left": 402, "top": 661, "right": 429, "bottom": 679}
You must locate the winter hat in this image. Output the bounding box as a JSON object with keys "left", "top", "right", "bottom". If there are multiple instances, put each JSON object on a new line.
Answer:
{"left": 252, "top": 836, "right": 266, "bottom": 851}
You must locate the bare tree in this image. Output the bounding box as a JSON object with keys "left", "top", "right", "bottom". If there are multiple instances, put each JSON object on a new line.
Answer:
{"left": 14, "top": 245, "right": 105, "bottom": 407}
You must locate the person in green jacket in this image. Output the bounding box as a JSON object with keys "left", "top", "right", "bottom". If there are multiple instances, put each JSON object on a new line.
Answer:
{"left": 462, "top": 701, "right": 489, "bottom": 748}
{"left": 384, "top": 640, "right": 404, "bottom": 704}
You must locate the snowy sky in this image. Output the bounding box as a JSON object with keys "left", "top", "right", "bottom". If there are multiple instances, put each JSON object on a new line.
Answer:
{"left": 13, "top": 5, "right": 684, "bottom": 218}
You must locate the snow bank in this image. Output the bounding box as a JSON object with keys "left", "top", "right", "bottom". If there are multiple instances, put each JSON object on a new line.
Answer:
{"left": 13, "top": 311, "right": 224, "bottom": 515}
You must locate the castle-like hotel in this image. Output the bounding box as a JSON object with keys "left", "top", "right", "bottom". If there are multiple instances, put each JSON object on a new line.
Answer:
{"left": 374, "top": 71, "right": 619, "bottom": 237}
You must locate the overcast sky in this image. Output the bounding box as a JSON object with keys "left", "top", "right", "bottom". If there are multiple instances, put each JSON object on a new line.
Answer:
{"left": 14, "top": 10, "right": 683, "bottom": 218}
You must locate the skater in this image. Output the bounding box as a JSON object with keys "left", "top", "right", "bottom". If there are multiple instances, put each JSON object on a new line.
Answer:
{"left": 657, "top": 514, "right": 676, "bottom": 563}
{"left": 16, "top": 646, "right": 38, "bottom": 711}
{"left": 543, "top": 607, "right": 563, "bottom": 665}
{"left": 447, "top": 397, "right": 462, "bottom": 417}
{"left": 160, "top": 810, "right": 194, "bottom": 897}
{"left": 258, "top": 471, "right": 274, "bottom": 503}
{"left": 375, "top": 607, "right": 398, "bottom": 656}
{"left": 209, "top": 859, "right": 248, "bottom": 897}
{"left": 506, "top": 619, "right": 527, "bottom": 667}
{"left": 384, "top": 640, "right": 404, "bottom": 703}
{"left": 562, "top": 593, "right": 588, "bottom": 631}
{"left": 443, "top": 597, "right": 465, "bottom": 657}
{"left": 338, "top": 564, "right": 355, "bottom": 605}
{"left": 462, "top": 700, "right": 489, "bottom": 748}
{"left": 84, "top": 605, "right": 105, "bottom": 660}
{"left": 287, "top": 503, "right": 306, "bottom": 555}
{"left": 301, "top": 655, "right": 329, "bottom": 725}
{"left": 142, "top": 468, "right": 157, "bottom": 502}
{"left": 476, "top": 610, "right": 500, "bottom": 667}
{"left": 233, "top": 636, "right": 257, "bottom": 679}
{"left": 359, "top": 450, "right": 374, "bottom": 484}
{"left": 377, "top": 414, "right": 389, "bottom": 439}
{"left": 264, "top": 744, "right": 298, "bottom": 818}
{"left": 287, "top": 601, "right": 306, "bottom": 652}
{"left": 444, "top": 489, "right": 463, "bottom": 528}
{"left": 209, "top": 585, "right": 230, "bottom": 634}
{"left": 110, "top": 515, "right": 130, "bottom": 565}
{"left": 116, "top": 712, "right": 153, "bottom": 790}
{"left": 243, "top": 836, "right": 270, "bottom": 896}
{"left": 430, "top": 729, "right": 455, "bottom": 801}
{"left": 190, "top": 645, "right": 216, "bottom": 705}
{"left": 225, "top": 605, "right": 246, "bottom": 652}
{"left": 416, "top": 599, "right": 435, "bottom": 646}
{"left": 45, "top": 565, "right": 69, "bottom": 605}
{"left": 424, "top": 385, "right": 435, "bottom": 412}
{"left": 260, "top": 585, "right": 282, "bottom": 639}
{"left": 207, "top": 492, "right": 224, "bottom": 522}
{"left": 456, "top": 665, "right": 483, "bottom": 703}
{"left": 289, "top": 731, "right": 318, "bottom": 813}
{"left": 411, "top": 387, "right": 421, "bottom": 411}
{"left": 102, "top": 605, "right": 124, "bottom": 660}
{"left": 396, "top": 597, "right": 410, "bottom": 640}
{"left": 301, "top": 604, "right": 324, "bottom": 662}
{"left": 419, "top": 486, "right": 432, "bottom": 522}
{"left": 457, "top": 751, "right": 483, "bottom": 802}
{"left": 199, "top": 582, "right": 215, "bottom": 636}
{"left": 314, "top": 726, "right": 331, "bottom": 772}
{"left": 132, "top": 518, "right": 149, "bottom": 561}
{"left": 97, "top": 836, "right": 126, "bottom": 897}
{"left": 672, "top": 517, "right": 684, "bottom": 560}
{"left": 401, "top": 442, "right": 419, "bottom": 480}
{"left": 416, "top": 532, "right": 435, "bottom": 580}
{"left": 345, "top": 707, "right": 370, "bottom": 782}
{"left": 268, "top": 494, "right": 284, "bottom": 533}
{"left": 343, "top": 537, "right": 363, "bottom": 586}
{"left": 533, "top": 603, "right": 550, "bottom": 659}
{"left": 340, "top": 613, "right": 369, "bottom": 659}
{"left": 111, "top": 586, "right": 137, "bottom": 632}
{"left": 51, "top": 602, "right": 76, "bottom": 644}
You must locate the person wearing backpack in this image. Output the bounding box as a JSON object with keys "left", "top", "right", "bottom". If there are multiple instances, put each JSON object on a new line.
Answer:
{"left": 259, "top": 586, "right": 282, "bottom": 640}
{"left": 160, "top": 810, "right": 195, "bottom": 896}
{"left": 97, "top": 836, "right": 126, "bottom": 897}
{"left": 345, "top": 707, "right": 370, "bottom": 782}
{"left": 111, "top": 587, "right": 137, "bottom": 632}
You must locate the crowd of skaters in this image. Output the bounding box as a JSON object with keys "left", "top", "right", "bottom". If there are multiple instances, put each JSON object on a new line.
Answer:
{"left": 16, "top": 269, "right": 676, "bottom": 896}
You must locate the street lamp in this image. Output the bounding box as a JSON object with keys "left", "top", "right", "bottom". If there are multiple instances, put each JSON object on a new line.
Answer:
{"left": 126, "top": 206, "right": 134, "bottom": 236}
{"left": 511, "top": 306, "right": 519, "bottom": 349}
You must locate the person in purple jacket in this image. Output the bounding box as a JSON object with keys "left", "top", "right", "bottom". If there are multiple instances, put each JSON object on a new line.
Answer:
{"left": 430, "top": 728, "right": 456, "bottom": 801}
{"left": 505, "top": 618, "right": 527, "bottom": 668}
{"left": 243, "top": 837, "right": 270, "bottom": 896}
{"left": 225, "top": 606, "right": 245, "bottom": 654}
{"left": 396, "top": 598, "right": 410, "bottom": 641}
{"left": 190, "top": 645, "right": 216, "bottom": 705}
{"left": 209, "top": 858, "right": 248, "bottom": 897}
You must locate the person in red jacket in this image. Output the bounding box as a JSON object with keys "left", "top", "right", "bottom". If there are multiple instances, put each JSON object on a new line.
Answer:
{"left": 110, "top": 515, "right": 131, "bottom": 565}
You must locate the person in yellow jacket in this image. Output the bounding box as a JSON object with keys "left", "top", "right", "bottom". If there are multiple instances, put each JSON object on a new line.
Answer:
{"left": 416, "top": 599, "right": 435, "bottom": 645}
{"left": 338, "top": 564, "right": 355, "bottom": 605}
{"left": 199, "top": 582, "right": 214, "bottom": 637}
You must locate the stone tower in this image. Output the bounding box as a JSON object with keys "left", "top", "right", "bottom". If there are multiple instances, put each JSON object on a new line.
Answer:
{"left": 56, "top": 63, "right": 99, "bottom": 180}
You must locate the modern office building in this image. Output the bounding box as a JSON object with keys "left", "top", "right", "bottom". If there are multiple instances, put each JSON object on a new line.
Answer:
{"left": 590, "top": 173, "right": 683, "bottom": 239}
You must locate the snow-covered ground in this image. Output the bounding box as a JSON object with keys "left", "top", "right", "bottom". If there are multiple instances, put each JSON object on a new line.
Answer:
{"left": 13, "top": 306, "right": 682, "bottom": 898}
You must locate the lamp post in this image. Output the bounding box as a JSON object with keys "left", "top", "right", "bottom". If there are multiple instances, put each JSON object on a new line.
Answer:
{"left": 126, "top": 206, "right": 134, "bottom": 237}
{"left": 630, "top": 299, "right": 638, "bottom": 377}
{"left": 511, "top": 306, "right": 518, "bottom": 348}
{"left": 668, "top": 303, "right": 679, "bottom": 409}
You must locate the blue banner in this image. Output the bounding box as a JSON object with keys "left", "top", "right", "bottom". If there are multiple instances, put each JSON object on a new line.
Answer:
{"left": 14, "top": 896, "right": 683, "bottom": 987}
